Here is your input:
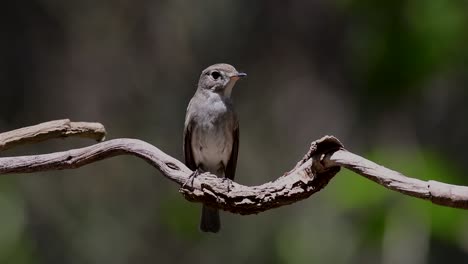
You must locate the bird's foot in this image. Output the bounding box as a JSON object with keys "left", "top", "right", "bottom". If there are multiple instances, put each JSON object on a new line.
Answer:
{"left": 182, "top": 168, "right": 202, "bottom": 188}
{"left": 221, "top": 178, "right": 234, "bottom": 192}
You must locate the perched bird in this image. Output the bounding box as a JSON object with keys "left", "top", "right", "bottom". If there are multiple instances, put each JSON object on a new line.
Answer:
{"left": 183, "top": 63, "right": 246, "bottom": 233}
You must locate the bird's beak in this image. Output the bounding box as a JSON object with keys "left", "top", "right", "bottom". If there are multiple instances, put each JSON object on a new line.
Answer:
{"left": 230, "top": 72, "right": 247, "bottom": 81}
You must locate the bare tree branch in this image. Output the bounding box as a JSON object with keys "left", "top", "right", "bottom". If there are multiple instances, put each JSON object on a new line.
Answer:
{"left": 0, "top": 120, "right": 467, "bottom": 213}
{"left": 0, "top": 119, "right": 106, "bottom": 151}
{"left": 325, "top": 150, "right": 468, "bottom": 209}
{"left": 0, "top": 136, "right": 341, "bottom": 214}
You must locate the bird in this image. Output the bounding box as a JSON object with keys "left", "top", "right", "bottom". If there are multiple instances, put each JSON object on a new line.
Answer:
{"left": 183, "top": 63, "right": 246, "bottom": 233}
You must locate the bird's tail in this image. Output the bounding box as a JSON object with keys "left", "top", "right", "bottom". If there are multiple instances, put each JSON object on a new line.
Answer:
{"left": 200, "top": 205, "right": 220, "bottom": 233}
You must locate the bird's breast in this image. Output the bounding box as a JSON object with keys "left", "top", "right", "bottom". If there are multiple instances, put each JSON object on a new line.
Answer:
{"left": 191, "top": 108, "right": 235, "bottom": 173}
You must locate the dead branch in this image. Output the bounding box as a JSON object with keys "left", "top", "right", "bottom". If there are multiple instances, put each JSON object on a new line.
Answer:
{"left": 324, "top": 150, "right": 468, "bottom": 209}
{"left": 0, "top": 120, "right": 467, "bottom": 213}
{"left": 0, "top": 119, "right": 106, "bottom": 151}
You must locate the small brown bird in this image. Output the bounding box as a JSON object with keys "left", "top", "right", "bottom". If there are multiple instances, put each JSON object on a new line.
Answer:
{"left": 183, "top": 63, "right": 246, "bottom": 233}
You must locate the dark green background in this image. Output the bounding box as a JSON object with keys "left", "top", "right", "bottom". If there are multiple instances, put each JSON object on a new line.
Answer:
{"left": 0, "top": 1, "right": 467, "bottom": 263}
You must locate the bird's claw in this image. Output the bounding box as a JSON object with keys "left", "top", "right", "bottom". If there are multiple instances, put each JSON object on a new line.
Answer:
{"left": 222, "top": 178, "right": 234, "bottom": 192}
{"left": 182, "top": 169, "right": 201, "bottom": 188}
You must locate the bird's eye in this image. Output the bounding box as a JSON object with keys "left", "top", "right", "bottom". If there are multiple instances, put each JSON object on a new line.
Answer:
{"left": 211, "top": 71, "right": 221, "bottom": 80}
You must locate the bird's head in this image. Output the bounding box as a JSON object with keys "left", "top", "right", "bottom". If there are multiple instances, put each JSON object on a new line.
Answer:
{"left": 198, "top": 63, "right": 247, "bottom": 98}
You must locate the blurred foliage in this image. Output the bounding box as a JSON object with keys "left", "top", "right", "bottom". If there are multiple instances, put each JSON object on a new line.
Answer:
{"left": 1, "top": 0, "right": 468, "bottom": 263}
{"left": 159, "top": 192, "right": 200, "bottom": 239}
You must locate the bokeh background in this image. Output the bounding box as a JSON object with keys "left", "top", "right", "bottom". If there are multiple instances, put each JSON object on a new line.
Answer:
{"left": 1, "top": 1, "right": 468, "bottom": 263}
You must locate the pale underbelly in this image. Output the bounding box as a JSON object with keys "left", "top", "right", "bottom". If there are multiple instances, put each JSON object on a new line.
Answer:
{"left": 191, "top": 125, "right": 233, "bottom": 175}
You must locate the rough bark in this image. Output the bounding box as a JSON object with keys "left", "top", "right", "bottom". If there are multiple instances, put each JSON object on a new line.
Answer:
{"left": 0, "top": 120, "right": 467, "bottom": 213}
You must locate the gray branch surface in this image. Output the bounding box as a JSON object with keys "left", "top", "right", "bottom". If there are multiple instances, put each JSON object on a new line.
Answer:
{"left": 0, "top": 120, "right": 467, "bottom": 213}
{"left": 0, "top": 119, "right": 106, "bottom": 151}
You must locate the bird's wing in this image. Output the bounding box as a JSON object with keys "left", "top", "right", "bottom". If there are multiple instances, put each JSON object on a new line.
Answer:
{"left": 183, "top": 120, "right": 197, "bottom": 171}
{"left": 225, "top": 123, "right": 239, "bottom": 180}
